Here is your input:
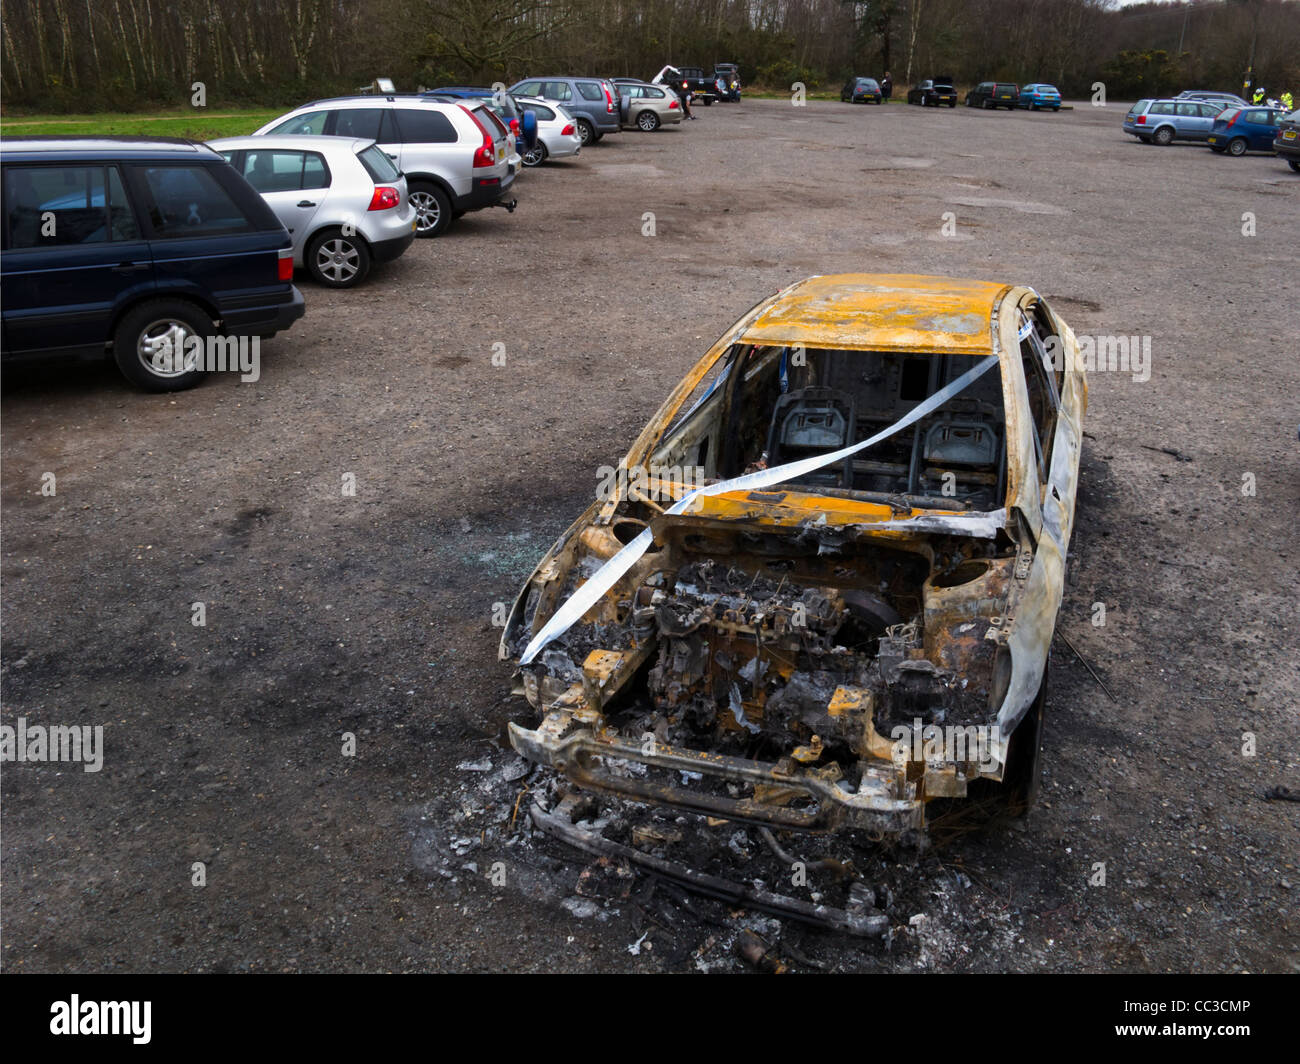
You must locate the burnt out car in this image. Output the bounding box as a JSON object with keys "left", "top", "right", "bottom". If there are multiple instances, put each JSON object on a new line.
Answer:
{"left": 502, "top": 274, "right": 1086, "bottom": 842}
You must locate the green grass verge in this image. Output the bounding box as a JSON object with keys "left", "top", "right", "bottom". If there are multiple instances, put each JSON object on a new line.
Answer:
{"left": 0, "top": 109, "right": 281, "bottom": 141}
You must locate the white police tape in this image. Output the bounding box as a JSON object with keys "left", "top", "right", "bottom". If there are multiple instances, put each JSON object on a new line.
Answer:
{"left": 519, "top": 354, "right": 1000, "bottom": 665}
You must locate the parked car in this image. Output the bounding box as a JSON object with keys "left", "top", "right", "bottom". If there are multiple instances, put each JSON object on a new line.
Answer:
{"left": 253, "top": 95, "right": 517, "bottom": 237}
{"left": 1122, "top": 98, "right": 1224, "bottom": 145}
{"left": 1206, "top": 106, "right": 1289, "bottom": 155}
{"left": 507, "top": 77, "right": 621, "bottom": 145}
{"left": 423, "top": 87, "right": 537, "bottom": 155}
{"left": 714, "top": 63, "right": 742, "bottom": 101}
{"left": 1274, "top": 109, "right": 1300, "bottom": 171}
{"left": 207, "top": 135, "right": 414, "bottom": 289}
{"left": 1017, "top": 83, "right": 1062, "bottom": 111}
{"left": 613, "top": 82, "right": 683, "bottom": 131}
{"left": 907, "top": 77, "right": 957, "bottom": 107}
{"left": 1176, "top": 90, "right": 1247, "bottom": 111}
{"left": 965, "top": 82, "right": 1019, "bottom": 109}
{"left": 676, "top": 66, "right": 724, "bottom": 105}
{"left": 0, "top": 136, "right": 303, "bottom": 391}
{"left": 840, "top": 77, "right": 883, "bottom": 104}
{"left": 511, "top": 97, "right": 583, "bottom": 165}
{"left": 502, "top": 274, "right": 1086, "bottom": 850}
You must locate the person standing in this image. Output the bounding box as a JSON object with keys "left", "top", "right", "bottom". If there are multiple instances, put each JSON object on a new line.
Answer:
{"left": 881, "top": 72, "right": 893, "bottom": 102}
{"left": 1253, "top": 86, "right": 1266, "bottom": 104}
{"left": 1282, "top": 90, "right": 1294, "bottom": 112}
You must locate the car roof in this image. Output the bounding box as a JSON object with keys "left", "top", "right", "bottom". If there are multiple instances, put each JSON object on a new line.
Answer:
{"left": 738, "top": 274, "right": 1011, "bottom": 355}
{"left": 207, "top": 134, "right": 374, "bottom": 153}
{"left": 295, "top": 94, "right": 458, "bottom": 110}
{"left": 0, "top": 136, "right": 219, "bottom": 161}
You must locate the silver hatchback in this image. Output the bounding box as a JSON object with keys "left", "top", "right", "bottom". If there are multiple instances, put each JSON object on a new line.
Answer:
{"left": 210, "top": 135, "right": 415, "bottom": 287}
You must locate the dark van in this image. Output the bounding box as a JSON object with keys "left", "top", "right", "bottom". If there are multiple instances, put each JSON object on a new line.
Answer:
{"left": 1, "top": 137, "right": 304, "bottom": 391}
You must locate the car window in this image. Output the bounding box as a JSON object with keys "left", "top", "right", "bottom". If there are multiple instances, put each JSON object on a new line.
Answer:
{"left": 542, "top": 81, "right": 572, "bottom": 101}
{"left": 4, "top": 164, "right": 130, "bottom": 247}
{"left": 1019, "top": 312, "right": 1060, "bottom": 486}
{"left": 514, "top": 81, "right": 541, "bottom": 96}
{"left": 106, "top": 167, "right": 140, "bottom": 240}
{"left": 1245, "top": 109, "right": 1269, "bottom": 123}
{"left": 333, "top": 108, "right": 383, "bottom": 140}
{"left": 302, "top": 152, "right": 330, "bottom": 188}
{"left": 138, "top": 164, "right": 254, "bottom": 237}
{"left": 269, "top": 110, "right": 328, "bottom": 135}
{"left": 395, "top": 108, "right": 458, "bottom": 143}
{"left": 576, "top": 81, "right": 603, "bottom": 101}
{"left": 1150, "top": 102, "right": 1174, "bottom": 115}
{"left": 357, "top": 144, "right": 399, "bottom": 183}
{"left": 1197, "top": 103, "right": 1220, "bottom": 118}
{"left": 1175, "top": 103, "right": 1198, "bottom": 117}
{"left": 242, "top": 150, "right": 311, "bottom": 193}
{"left": 517, "top": 100, "right": 556, "bottom": 121}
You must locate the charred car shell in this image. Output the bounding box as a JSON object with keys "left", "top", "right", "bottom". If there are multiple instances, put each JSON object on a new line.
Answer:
{"left": 501, "top": 274, "right": 1087, "bottom": 836}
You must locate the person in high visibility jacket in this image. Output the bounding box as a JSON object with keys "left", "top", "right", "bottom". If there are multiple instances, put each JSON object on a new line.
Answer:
{"left": 1282, "top": 90, "right": 1294, "bottom": 111}
{"left": 1252, "top": 87, "right": 1266, "bottom": 104}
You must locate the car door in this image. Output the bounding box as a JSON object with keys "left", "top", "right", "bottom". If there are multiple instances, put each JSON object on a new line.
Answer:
{"left": 1251, "top": 110, "right": 1279, "bottom": 149}
{"left": 234, "top": 148, "right": 327, "bottom": 256}
{"left": 126, "top": 160, "right": 266, "bottom": 309}
{"left": 391, "top": 107, "right": 461, "bottom": 189}
{"left": 1, "top": 162, "right": 152, "bottom": 356}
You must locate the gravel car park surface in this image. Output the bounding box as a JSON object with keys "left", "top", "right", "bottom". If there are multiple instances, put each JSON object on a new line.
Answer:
{"left": 3, "top": 99, "right": 1297, "bottom": 973}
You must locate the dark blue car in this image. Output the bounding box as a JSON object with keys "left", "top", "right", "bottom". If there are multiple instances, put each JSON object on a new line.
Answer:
{"left": 1206, "top": 106, "right": 1288, "bottom": 156}
{"left": 1, "top": 137, "right": 304, "bottom": 391}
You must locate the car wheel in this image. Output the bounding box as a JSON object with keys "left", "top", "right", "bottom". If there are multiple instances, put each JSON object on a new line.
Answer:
{"left": 982, "top": 99, "right": 992, "bottom": 109}
{"left": 306, "top": 229, "right": 370, "bottom": 288}
{"left": 1228, "top": 137, "right": 1248, "bottom": 156}
{"left": 636, "top": 109, "right": 660, "bottom": 132}
{"left": 112, "top": 298, "right": 213, "bottom": 392}
{"left": 574, "top": 119, "right": 595, "bottom": 146}
{"left": 521, "top": 141, "right": 548, "bottom": 167}
{"left": 409, "top": 182, "right": 451, "bottom": 237}
{"left": 948, "top": 100, "right": 956, "bottom": 107}
{"left": 1289, "top": 159, "right": 1300, "bottom": 172}
{"left": 1153, "top": 125, "right": 1175, "bottom": 146}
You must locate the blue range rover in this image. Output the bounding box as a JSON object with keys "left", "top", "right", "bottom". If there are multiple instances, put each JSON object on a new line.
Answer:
{"left": 1, "top": 137, "right": 305, "bottom": 391}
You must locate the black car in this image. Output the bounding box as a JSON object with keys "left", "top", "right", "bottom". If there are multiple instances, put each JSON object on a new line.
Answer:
{"left": 965, "top": 81, "right": 1019, "bottom": 110}
{"left": 1, "top": 137, "right": 304, "bottom": 391}
{"left": 1274, "top": 109, "right": 1300, "bottom": 172}
{"left": 907, "top": 76, "right": 958, "bottom": 108}
{"left": 841, "top": 77, "right": 883, "bottom": 104}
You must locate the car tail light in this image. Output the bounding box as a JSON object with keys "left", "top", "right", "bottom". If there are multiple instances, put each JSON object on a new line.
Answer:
{"left": 603, "top": 83, "right": 615, "bottom": 113}
{"left": 509, "top": 118, "right": 520, "bottom": 135}
{"left": 1136, "top": 115, "right": 1146, "bottom": 124}
{"left": 277, "top": 247, "right": 293, "bottom": 281}
{"left": 459, "top": 104, "right": 496, "bottom": 167}
{"left": 561, "top": 123, "right": 575, "bottom": 135}
{"left": 668, "top": 99, "right": 678, "bottom": 109}
{"left": 368, "top": 186, "right": 400, "bottom": 211}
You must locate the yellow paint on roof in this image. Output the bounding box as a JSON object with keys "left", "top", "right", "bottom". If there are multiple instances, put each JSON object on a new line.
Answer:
{"left": 738, "top": 273, "right": 1011, "bottom": 354}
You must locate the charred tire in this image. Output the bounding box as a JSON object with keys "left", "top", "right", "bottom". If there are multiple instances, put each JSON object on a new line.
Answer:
{"left": 112, "top": 298, "right": 213, "bottom": 392}
{"left": 1153, "top": 125, "right": 1175, "bottom": 146}
{"left": 636, "top": 110, "right": 660, "bottom": 132}
{"left": 306, "top": 229, "right": 370, "bottom": 288}
{"left": 409, "top": 182, "right": 451, "bottom": 237}
{"left": 574, "top": 119, "right": 595, "bottom": 146}
{"left": 1227, "top": 137, "right": 1248, "bottom": 156}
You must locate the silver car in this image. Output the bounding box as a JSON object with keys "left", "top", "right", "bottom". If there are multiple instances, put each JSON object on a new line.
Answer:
{"left": 210, "top": 135, "right": 414, "bottom": 288}
{"left": 252, "top": 95, "right": 517, "bottom": 237}
{"left": 1123, "top": 98, "right": 1225, "bottom": 145}
{"left": 615, "top": 81, "right": 685, "bottom": 131}
{"left": 512, "top": 96, "right": 583, "bottom": 166}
